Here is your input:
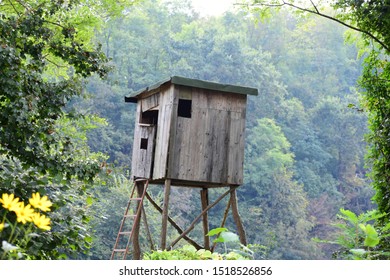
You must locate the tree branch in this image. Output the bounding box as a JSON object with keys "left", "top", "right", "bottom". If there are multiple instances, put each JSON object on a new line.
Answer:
{"left": 245, "top": 1, "right": 390, "bottom": 53}
{"left": 45, "top": 57, "right": 67, "bottom": 69}
{"left": 43, "top": 20, "right": 67, "bottom": 29}
{"left": 5, "top": 0, "right": 22, "bottom": 16}
{"left": 310, "top": 0, "right": 319, "bottom": 14}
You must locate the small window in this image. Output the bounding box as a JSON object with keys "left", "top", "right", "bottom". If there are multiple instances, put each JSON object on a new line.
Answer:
{"left": 140, "top": 110, "right": 158, "bottom": 125}
{"left": 178, "top": 99, "right": 192, "bottom": 118}
{"left": 140, "top": 138, "right": 148, "bottom": 150}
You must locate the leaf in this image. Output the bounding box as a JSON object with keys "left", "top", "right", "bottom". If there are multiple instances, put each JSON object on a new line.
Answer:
{"left": 86, "top": 196, "right": 94, "bottom": 205}
{"left": 207, "top": 227, "right": 228, "bottom": 236}
{"left": 182, "top": 245, "right": 197, "bottom": 254}
{"left": 364, "top": 236, "right": 380, "bottom": 248}
{"left": 213, "top": 236, "right": 225, "bottom": 243}
{"left": 220, "top": 231, "right": 240, "bottom": 243}
{"left": 382, "top": 222, "right": 390, "bottom": 232}
{"left": 363, "top": 224, "right": 379, "bottom": 247}
{"left": 197, "top": 249, "right": 212, "bottom": 259}
{"left": 339, "top": 208, "right": 358, "bottom": 224}
{"left": 350, "top": 249, "right": 366, "bottom": 256}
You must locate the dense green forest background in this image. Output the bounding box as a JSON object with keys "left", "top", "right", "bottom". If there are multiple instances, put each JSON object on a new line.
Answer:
{"left": 75, "top": 0, "right": 375, "bottom": 259}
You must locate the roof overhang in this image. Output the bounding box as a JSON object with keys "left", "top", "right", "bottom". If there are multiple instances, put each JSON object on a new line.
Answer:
{"left": 125, "top": 76, "right": 258, "bottom": 103}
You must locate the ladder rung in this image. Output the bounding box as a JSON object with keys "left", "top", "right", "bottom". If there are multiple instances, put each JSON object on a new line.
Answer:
{"left": 124, "top": 214, "right": 137, "bottom": 218}
{"left": 135, "top": 178, "right": 147, "bottom": 182}
{"left": 119, "top": 231, "right": 132, "bottom": 235}
{"left": 111, "top": 179, "right": 149, "bottom": 260}
{"left": 113, "top": 249, "right": 127, "bottom": 252}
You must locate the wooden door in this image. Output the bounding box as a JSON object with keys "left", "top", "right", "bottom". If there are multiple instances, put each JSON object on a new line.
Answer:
{"left": 132, "top": 124, "right": 156, "bottom": 179}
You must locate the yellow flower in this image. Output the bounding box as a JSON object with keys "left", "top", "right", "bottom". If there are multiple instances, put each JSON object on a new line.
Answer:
{"left": 0, "top": 193, "right": 20, "bottom": 211}
{"left": 32, "top": 213, "right": 51, "bottom": 231}
{"left": 14, "top": 202, "right": 35, "bottom": 224}
{"left": 0, "top": 221, "right": 4, "bottom": 232}
{"left": 29, "top": 192, "right": 52, "bottom": 212}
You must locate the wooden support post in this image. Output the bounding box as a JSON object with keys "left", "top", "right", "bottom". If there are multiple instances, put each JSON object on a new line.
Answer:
{"left": 230, "top": 187, "right": 247, "bottom": 245}
{"left": 141, "top": 204, "right": 155, "bottom": 251}
{"left": 170, "top": 187, "right": 237, "bottom": 249}
{"left": 132, "top": 181, "right": 145, "bottom": 260}
{"left": 145, "top": 192, "right": 203, "bottom": 250}
{"left": 200, "top": 188, "right": 210, "bottom": 250}
{"left": 211, "top": 195, "right": 232, "bottom": 252}
{"left": 161, "top": 179, "right": 171, "bottom": 250}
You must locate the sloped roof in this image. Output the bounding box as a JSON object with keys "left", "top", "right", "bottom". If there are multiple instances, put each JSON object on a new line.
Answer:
{"left": 125, "top": 76, "right": 258, "bottom": 103}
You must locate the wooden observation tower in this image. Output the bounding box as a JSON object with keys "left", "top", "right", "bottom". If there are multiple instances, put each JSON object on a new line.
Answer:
{"left": 111, "top": 76, "right": 258, "bottom": 259}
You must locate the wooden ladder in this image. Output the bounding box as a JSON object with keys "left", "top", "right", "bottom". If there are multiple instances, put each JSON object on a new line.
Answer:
{"left": 110, "top": 179, "right": 149, "bottom": 260}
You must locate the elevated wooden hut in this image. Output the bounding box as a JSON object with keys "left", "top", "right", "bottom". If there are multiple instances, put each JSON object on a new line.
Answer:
{"left": 125, "top": 76, "right": 258, "bottom": 186}
{"left": 112, "top": 76, "right": 258, "bottom": 260}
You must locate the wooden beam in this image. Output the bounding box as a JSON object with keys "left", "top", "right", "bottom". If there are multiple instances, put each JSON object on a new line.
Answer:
{"left": 161, "top": 179, "right": 171, "bottom": 249}
{"left": 141, "top": 205, "right": 155, "bottom": 251}
{"left": 200, "top": 188, "right": 210, "bottom": 250}
{"left": 132, "top": 181, "right": 144, "bottom": 259}
{"left": 169, "top": 187, "right": 237, "bottom": 249}
{"left": 230, "top": 187, "right": 247, "bottom": 245}
{"left": 211, "top": 195, "right": 232, "bottom": 252}
{"left": 144, "top": 192, "right": 202, "bottom": 250}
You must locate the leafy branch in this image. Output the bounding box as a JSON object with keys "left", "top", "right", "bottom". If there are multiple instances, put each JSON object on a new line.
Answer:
{"left": 243, "top": 0, "right": 389, "bottom": 53}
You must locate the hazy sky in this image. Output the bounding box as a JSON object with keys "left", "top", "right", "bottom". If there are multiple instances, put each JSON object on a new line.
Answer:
{"left": 191, "top": 0, "right": 237, "bottom": 16}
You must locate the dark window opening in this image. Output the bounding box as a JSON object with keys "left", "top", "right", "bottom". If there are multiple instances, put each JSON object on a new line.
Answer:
{"left": 140, "top": 138, "right": 148, "bottom": 150}
{"left": 178, "top": 99, "right": 192, "bottom": 118}
{"left": 140, "top": 110, "right": 158, "bottom": 125}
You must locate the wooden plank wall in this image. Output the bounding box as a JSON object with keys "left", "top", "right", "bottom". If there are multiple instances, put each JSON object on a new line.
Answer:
{"left": 141, "top": 93, "right": 160, "bottom": 112}
{"left": 131, "top": 90, "right": 160, "bottom": 179}
{"left": 168, "top": 86, "right": 247, "bottom": 185}
{"left": 227, "top": 111, "right": 246, "bottom": 185}
{"left": 131, "top": 125, "right": 156, "bottom": 178}
{"left": 131, "top": 101, "right": 142, "bottom": 178}
{"left": 153, "top": 85, "right": 175, "bottom": 180}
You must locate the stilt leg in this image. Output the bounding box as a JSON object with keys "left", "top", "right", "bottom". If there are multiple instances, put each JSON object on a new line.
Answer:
{"left": 145, "top": 192, "right": 203, "bottom": 249}
{"left": 230, "top": 187, "right": 247, "bottom": 245}
{"left": 200, "top": 188, "right": 210, "bottom": 250}
{"left": 161, "top": 179, "right": 171, "bottom": 250}
{"left": 169, "top": 187, "right": 236, "bottom": 249}
{"left": 211, "top": 195, "right": 232, "bottom": 252}
{"left": 132, "top": 181, "right": 145, "bottom": 259}
{"left": 141, "top": 204, "right": 155, "bottom": 251}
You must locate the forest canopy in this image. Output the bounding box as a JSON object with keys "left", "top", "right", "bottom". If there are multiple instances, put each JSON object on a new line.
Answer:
{"left": 1, "top": 0, "right": 389, "bottom": 260}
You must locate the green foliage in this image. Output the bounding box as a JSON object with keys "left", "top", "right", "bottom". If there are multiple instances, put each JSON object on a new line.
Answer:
{"left": 245, "top": 118, "right": 294, "bottom": 184}
{"left": 243, "top": 118, "right": 318, "bottom": 259}
{"left": 247, "top": 0, "right": 390, "bottom": 256}
{"left": 315, "top": 208, "right": 390, "bottom": 259}
{"left": 362, "top": 50, "right": 390, "bottom": 223}
{"left": 0, "top": 0, "right": 375, "bottom": 260}
{"left": 144, "top": 228, "right": 253, "bottom": 260}
{"left": 0, "top": 0, "right": 134, "bottom": 259}
{"left": 0, "top": 0, "right": 109, "bottom": 178}
{"left": 143, "top": 245, "right": 224, "bottom": 260}
{"left": 5, "top": 0, "right": 364, "bottom": 260}
{"left": 86, "top": 171, "right": 134, "bottom": 259}
{"left": 80, "top": 0, "right": 373, "bottom": 260}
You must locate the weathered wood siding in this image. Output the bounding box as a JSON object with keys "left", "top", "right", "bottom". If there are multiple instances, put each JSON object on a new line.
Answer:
{"left": 131, "top": 83, "right": 247, "bottom": 185}
{"left": 152, "top": 85, "right": 175, "bottom": 179}
{"left": 168, "top": 86, "right": 247, "bottom": 185}
{"left": 141, "top": 93, "right": 159, "bottom": 112}
{"left": 227, "top": 110, "right": 246, "bottom": 185}
{"left": 131, "top": 101, "right": 142, "bottom": 178}
{"left": 131, "top": 100, "right": 157, "bottom": 178}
